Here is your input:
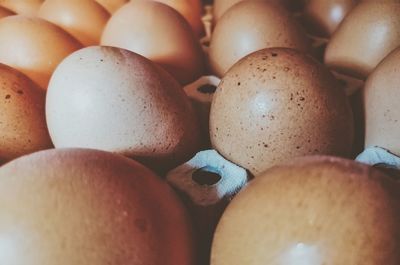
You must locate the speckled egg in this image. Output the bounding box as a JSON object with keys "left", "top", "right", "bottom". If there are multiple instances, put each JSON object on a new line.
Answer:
{"left": 46, "top": 46, "right": 201, "bottom": 172}
{"left": 210, "top": 48, "right": 354, "bottom": 175}
{"left": 0, "top": 63, "right": 52, "bottom": 163}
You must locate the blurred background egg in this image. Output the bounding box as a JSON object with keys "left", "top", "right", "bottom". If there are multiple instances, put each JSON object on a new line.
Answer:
{"left": 46, "top": 46, "right": 201, "bottom": 172}
{"left": 0, "top": 16, "right": 82, "bottom": 89}
{"left": 38, "top": 0, "right": 110, "bottom": 46}
{"left": 101, "top": 1, "right": 204, "bottom": 85}
{"left": 0, "top": 63, "right": 52, "bottom": 164}
{"left": 208, "top": 0, "right": 310, "bottom": 77}
{"left": 0, "top": 0, "right": 43, "bottom": 16}
{"left": 210, "top": 48, "right": 354, "bottom": 175}
{"left": 325, "top": 0, "right": 400, "bottom": 79}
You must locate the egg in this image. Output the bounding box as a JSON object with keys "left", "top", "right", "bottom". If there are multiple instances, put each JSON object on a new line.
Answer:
{"left": 46, "top": 46, "right": 201, "bottom": 172}
{"left": 302, "top": 0, "right": 359, "bottom": 37}
{"left": 38, "top": 0, "right": 110, "bottom": 46}
{"left": 0, "top": 148, "right": 195, "bottom": 265}
{"left": 325, "top": 0, "right": 400, "bottom": 79}
{"left": 0, "top": 63, "right": 52, "bottom": 164}
{"left": 211, "top": 156, "right": 400, "bottom": 265}
{"left": 0, "top": 5, "right": 14, "bottom": 18}
{"left": 209, "top": 0, "right": 311, "bottom": 77}
{"left": 0, "top": 0, "right": 43, "bottom": 16}
{"left": 101, "top": 1, "right": 204, "bottom": 85}
{"left": 146, "top": 0, "right": 204, "bottom": 37}
{"left": 0, "top": 16, "right": 82, "bottom": 89}
{"left": 364, "top": 47, "right": 400, "bottom": 156}
{"left": 210, "top": 48, "right": 354, "bottom": 175}
{"left": 95, "top": 0, "right": 128, "bottom": 13}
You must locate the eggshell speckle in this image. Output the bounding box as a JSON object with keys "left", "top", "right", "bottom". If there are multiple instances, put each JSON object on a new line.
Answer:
{"left": 210, "top": 48, "right": 354, "bottom": 175}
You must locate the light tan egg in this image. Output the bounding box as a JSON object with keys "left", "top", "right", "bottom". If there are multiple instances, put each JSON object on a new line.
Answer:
{"left": 95, "top": 0, "right": 128, "bottom": 13}
{"left": 209, "top": 0, "right": 311, "bottom": 77}
{"left": 210, "top": 48, "right": 354, "bottom": 175}
{"left": 325, "top": 0, "right": 400, "bottom": 79}
{"left": 0, "top": 63, "right": 52, "bottom": 164}
{"left": 364, "top": 47, "right": 400, "bottom": 156}
{"left": 0, "top": 5, "right": 14, "bottom": 18}
{"left": 0, "top": 16, "right": 82, "bottom": 89}
{"left": 0, "top": 148, "right": 195, "bottom": 265}
{"left": 0, "top": 0, "right": 43, "bottom": 16}
{"left": 101, "top": 1, "right": 204, "bottom": 85}
{"left": 38, "top": 0, "right": 110, "bottom": 46}
{"left": 211, "top": 156, "right": 400, "bottom": 265}
{"left": 46, "top": 46, "right": 201, "bottom": 172}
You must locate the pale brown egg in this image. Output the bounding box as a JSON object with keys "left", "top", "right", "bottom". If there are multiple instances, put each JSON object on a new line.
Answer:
{"left": 364, "top": 47, "right": 400, "bottom": 156}
{"left": 0, "top": 148, "right": 195, "bottom": 265}
{"left": 38, "top": 0, "right": 110, "bottom": 46}
{"left": 0, "top": 16, "right": 82, "bottom": 89}
{"left": 144, "top": 0, "right": 203, "bottom": 37}
{"left": 325, "top": 0, "right": 400, "bottom": 79}
{"left": 101, "top": 1, "right": 204, "bottom": 85}
{"left": 0, "top": 63, "right": 52, "bottom": 164}
{"left": 211, "top": 156, "right": 400, "bottom": 265}
{"left": 0, "top": 5, "right": 14, "bottom": 18}
{"left": 302, "top": 0, "right": 359, "bottom": 37}
{"left": 46, "top": 46, "right": 201, "bottom": 172}
{"left": 95, "top": 0, "right": 128, "bottom": 13}
{"left": 0, "top": 0, "right": 43, "bottom": 16}
{"left": 210, "top": 48, "right": 354, "bottom": 175}
{"left": 209, "top": 0, "right": 311, "bottom": 77}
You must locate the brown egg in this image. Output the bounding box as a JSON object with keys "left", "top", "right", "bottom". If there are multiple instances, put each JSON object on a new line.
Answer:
{"left": 0, "top": 148, "right": 195, "bottom": 265}
{"left": 0, "top": 63, "right": 52, "bottom": 164}
{"left": 38, "top": 0, "right": 110, "bottom": 46}
{"left": 364, "top": 47, "right": 400, "bottom": 156}
{"left": 95, "top": 0, "right": 128, "bottom": 13}
{"left": 209, "top": 0, "right": 311, "bottom": 77}
{"left": 145, "top": 0, "right": 204, "bottom": 37}
{"left": 0, "top": 16, "right": 82, "bottom": 89}
{"left": 211, "top": 156, "right": 400, "bottom": 265}
{"left": 302, "top": 0, "right": 359, "bottom": 37}
{"left": 325, "top": 1, "right": 400, "bottom": 79}
{"left": 101, "top": 1, "right": 204, "bottom": 85}
{"left": 0, "top": 0, "right": 43, "bottom": 16}
{"left": 210, "top": 48, "right": 354, "bottom": 175}
{"left": 46, "top": 46, "right": 201, "bottom": 172}
{"left": 0, "top": 5, "right": 14, "bottom": 18}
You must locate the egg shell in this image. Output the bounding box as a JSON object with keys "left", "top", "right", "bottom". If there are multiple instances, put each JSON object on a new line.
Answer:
{"left": 211, "top": 156, "right": 400, "bottom": 265}
{"left": 95, "top": 0, "right": 128, "bottom": 13}
{"left": 0, "top": 0, "right": 43, "bottom": 16}
{"left": 38, "top": 0, "right": 110, "bottom": 46}
{"left": 0, "top": 5, "right": 14, "bottom": 18}
{"left": 209, "top": 0, "right": 311, "bottom": 77}
{"left": 210, "top": 48, "right": 354, "bottom": 175}
{"left": 145, "top": 0, "right": 204, "bottom": 37}
{"left": 0, "top": 148, "right": 195, "bottom": 265}
{"left": 46, "top": 46, "right": 202, "bottom": 172}
{"left": 364, "top": 47, "right": 400, "bottom": 156}
{"left": 325, "top": 0, "right": 400, "bottom": 79}
{"left": 101, "top": 1, "right": 204, "bottom": 85}
{"left": 302, "top": 0, "right": 358, "bottom": 37}
{"left": 0, "top": 63, "right": 52, "bottom": 163}
{"left": 0, "top": 16, "right": 82, "bottom": 89}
